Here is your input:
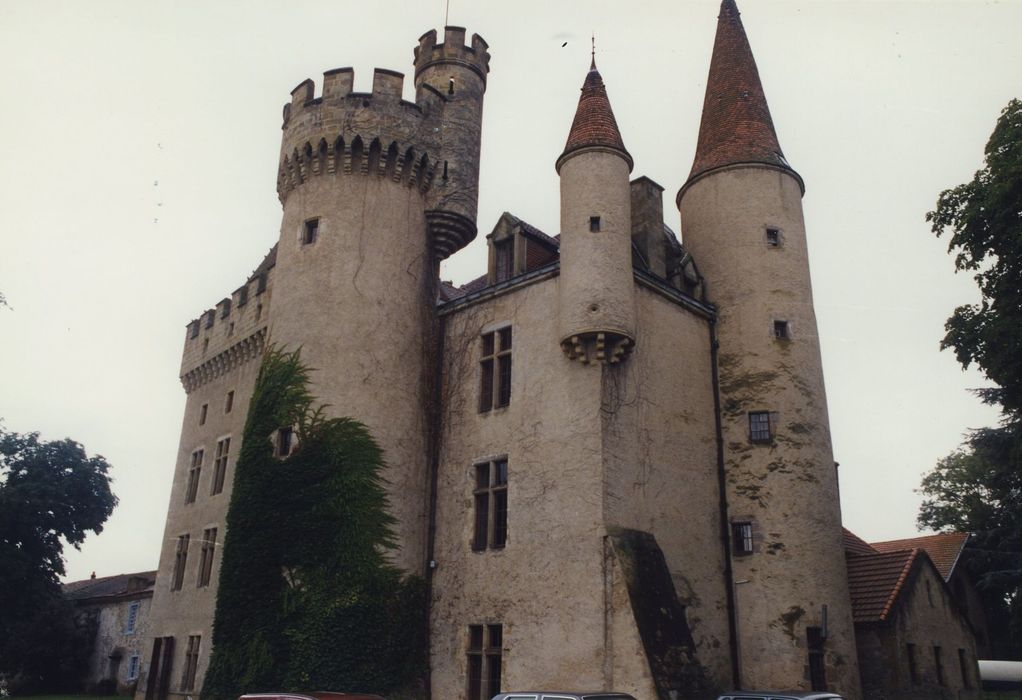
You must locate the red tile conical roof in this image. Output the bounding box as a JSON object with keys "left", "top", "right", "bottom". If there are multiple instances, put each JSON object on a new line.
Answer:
{"left": 683, "top": 0, "right": 801, "bottom": 192}
{"left": 556, "top": 59, "right": 632, "bottom": 172}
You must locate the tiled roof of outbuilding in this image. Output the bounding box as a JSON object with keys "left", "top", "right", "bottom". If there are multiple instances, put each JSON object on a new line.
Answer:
{"left": 845, "top": 548, "right": 920, "bottom": 623}
{"left": 558, "top": 59, "right": 631, "bottom": 171}
{"left": 871, "top": 532, "right": 969, "bottom": 581}
{"left": 685, "top": 0, "right": 800, "bottom": 191}
{"left": 843, "top": 528, "right": 879, "bottom": 557}
{"left": 63, "top": 570, "right": 157, "bottom": 601}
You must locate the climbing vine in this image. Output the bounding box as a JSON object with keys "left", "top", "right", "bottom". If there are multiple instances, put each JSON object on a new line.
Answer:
{"left": 202, "top": 347, "right": 426, "bottom": 699}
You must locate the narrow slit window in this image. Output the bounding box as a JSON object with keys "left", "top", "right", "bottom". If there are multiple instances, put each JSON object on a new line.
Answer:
{"left": 225, "top": 390, "right": 234, "bottom": 414}
{"left": 303, "top": 218, "right": 319, "bottom": 245}
{"left": 277, "top": 427, "right": 294, "bottom": 458}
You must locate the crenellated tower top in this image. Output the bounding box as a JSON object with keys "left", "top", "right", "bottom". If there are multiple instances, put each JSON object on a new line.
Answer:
{"left": 277, "top": 27, "right": 489, "bottom": 260}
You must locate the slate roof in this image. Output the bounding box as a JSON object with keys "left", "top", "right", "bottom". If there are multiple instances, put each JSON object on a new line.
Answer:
{"left": 558, "top": 59, "right": 632, "bottom": 171}
{"left": 685, "top": 0, "right": 800, "bottom": 190}
{"left": 63, "top": 570, "right": 157, "bottom": 602}
{"left": 845, "top": 548, "right": 920, "bottom": 623}
{"left": 871, "top": 532, "right": 969, "bottom": 581}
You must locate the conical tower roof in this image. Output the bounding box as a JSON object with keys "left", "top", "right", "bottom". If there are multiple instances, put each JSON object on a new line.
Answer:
{"left": 556, "top": 58, "right": 633, "bottom": 172}
{"left": 683, "top": 0, "right": 802, "bottom": 193}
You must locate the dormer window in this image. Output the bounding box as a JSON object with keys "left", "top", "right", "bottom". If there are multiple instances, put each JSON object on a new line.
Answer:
{"left": 494, "top": 239, "right": 513, "bottom": 283}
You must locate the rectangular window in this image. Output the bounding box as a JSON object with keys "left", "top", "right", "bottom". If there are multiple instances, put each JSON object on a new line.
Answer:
{"left": 125, "top": 601, "right": 140, "bottom": 634}
{"left": 197, "top": 527, "right": 217, "bottom": 588}
{"left": 958, "top": 648, "right": 971, "bottom": 688}
{"left": 181, "top": 635, "right": 201, "bottom": 691}
{"left": 473, "top": 459, "right": 508, "bottom": 551}
{"left": 467, "top": 623, "right": 502, "bottom": 700}
{"left": 748, "top": 411, "right": 772, "bottom": 443}
{"left": 185, "top": 449, "right": 203, "bottom": 504}
{"left": 225, "top": 390, "right": 234, "bottom": 414}
{"left": 934, "top": 646, "right": 945, "bottom": 686}
{"left": 773, "top": 320, "right": 789, "bottom": 339}
{"left": 807, "top": 626, "right": 827, "bottom": 691}
{"left": 589, "top": 216, "right": 601, "bottom": 232}
{"left": 277, "top": 427, "right": 293, "bottom": 457}
{"left": 303, "top": 218, "right": 319, "bottom": 245}
{"left": 479, "top": 327, "right": 512, "bottom": 411}
{"left": 199, "top": 403, "right": 208, "bottom": 426}
{"left": 906, "top": 643, "right": 919, "bottom": 685}
{"left": 731, "top": 521, "right": 754, "bottom": 555}
{"left": 494, "top": 239, "right": 513, "bottom": 282}
{"left": 766, "top": 228, "right": 780, "bottom": 246}
{"left": 171, "top": 534, "right": 190, "bottom": 591}
{"left": 211, "top": 437, "right": 230, "bottom": 496}
{"left": 127, "top": 654, "right": 140, "bottom": 681}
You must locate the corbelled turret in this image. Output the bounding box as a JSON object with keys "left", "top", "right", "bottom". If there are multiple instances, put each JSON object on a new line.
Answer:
{"left": 557, "top": 57, "right": 635, "bottom": 365}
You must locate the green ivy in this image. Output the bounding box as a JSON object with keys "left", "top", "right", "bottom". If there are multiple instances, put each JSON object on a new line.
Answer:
{"left": 202, "top": 348, "right": 426, "bottom": 699}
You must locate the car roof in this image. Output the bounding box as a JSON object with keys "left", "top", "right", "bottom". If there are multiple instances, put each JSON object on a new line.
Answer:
{"left": 717, "top": 693, "right": 845, "bottom": 700}
{"left": 492, "top": 693, "right": 638, "bottom": 700}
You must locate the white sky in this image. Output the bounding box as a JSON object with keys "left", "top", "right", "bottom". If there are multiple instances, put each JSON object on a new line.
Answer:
{"left": 0, "top": 1, "right": 1016, "bottom": 583}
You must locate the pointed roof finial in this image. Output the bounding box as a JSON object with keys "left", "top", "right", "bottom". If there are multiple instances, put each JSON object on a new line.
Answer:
{"left": 557, "top": 53, "right": 632, "bottom": 173}
{"left": 682, "top": 0, "right": 803, "bottom": 194}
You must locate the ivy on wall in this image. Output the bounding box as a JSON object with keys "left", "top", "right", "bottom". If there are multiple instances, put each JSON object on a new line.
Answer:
{"left": 202, "top": 348, "right": 426, "bottom": 699}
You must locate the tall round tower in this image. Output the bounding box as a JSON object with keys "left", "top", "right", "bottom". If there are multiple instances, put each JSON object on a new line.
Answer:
{"left": 677, "top": 1, "right": 861, "bottom": 697}
{"left": 556, "top": 58, "right": 636, "bottom": 365}
{"left": 269, "top": 28, "right": 489, "bottom": 574}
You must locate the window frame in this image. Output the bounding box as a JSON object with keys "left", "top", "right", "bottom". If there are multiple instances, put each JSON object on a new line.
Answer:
{"left": 211, "top": 437, "right": 230, "bottom": 496}
{"left": 479, "top": 327, "right": 512, "bottom": 412}
{"left": 171, "top": 534, "right": 190, "bottom": 592}
{"left": 473, "top": 459, "right": 508, "bottom": 552}
{"left": 731, "top": 521, "right": 754, "bottom": 556}
{"left": 197, "top": 527, "right": 218, "bottom": 588}
{"left": 125, "top": 600, "right": 140, "bottom": 634}
{"left": 302, "top": 217, "right": 319, "bottom": 245}
{"left": 467, "top": 623, "right": 503, "bottom": 700}
{"left": 127, "top": 653, "right": 140, "bottom": 681}
{"left": 181, "top": 635, "right": 201, "bottom": 691}
{"left": 748, "top": 411, "right": 772, "bottom": 443}
{"left": 185, "top": 449, "right": 203, "bottom": 504}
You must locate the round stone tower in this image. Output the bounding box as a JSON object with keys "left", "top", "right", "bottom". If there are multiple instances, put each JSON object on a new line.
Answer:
{"left": 556, "top": 58, "right": 636, "bottom": 365}
{"left": 677, "top": 1, "right": 861, "bottom": 697}
{"left": 269, "top": 27, "right": 489, "bottom": 574}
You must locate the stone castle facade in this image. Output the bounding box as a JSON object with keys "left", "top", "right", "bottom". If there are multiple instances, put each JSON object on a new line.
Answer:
{"left": 139, "top": 2, "right": 871, "bottom": 698}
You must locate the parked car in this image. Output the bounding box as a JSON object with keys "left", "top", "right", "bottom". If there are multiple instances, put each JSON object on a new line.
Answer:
{"left": 716, "top": 693, "right": 845, "bottom": 700}
{"left": 491, "top": 693, "right": 638, "bottom": 700}
{"left": 240, "top": 693, "right": 385, "bottom": 700}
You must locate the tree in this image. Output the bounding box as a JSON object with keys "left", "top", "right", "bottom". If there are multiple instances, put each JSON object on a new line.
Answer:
{"left": 202, "top": 349, "right": 425, "bottom": 700}
{"left": 920, "top": 97, "right": 1022, "bottom": 659}
{"left": 0, "top": 428, "right": 118, "bottom": 689}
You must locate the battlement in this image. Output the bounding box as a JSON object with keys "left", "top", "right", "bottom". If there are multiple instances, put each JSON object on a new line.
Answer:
{"left": 413, "top": 27, "right": 490, "bottom": 84}
{"left": 277, "top": 27, "right": 489, "bottom": 259}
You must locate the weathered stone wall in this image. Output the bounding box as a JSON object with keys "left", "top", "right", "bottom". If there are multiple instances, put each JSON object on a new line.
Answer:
{"left": 82, "top": 596, "right": 152, "bottom": 692}
{"left": 679, "top": 165, "right": 861, "bottom": 698}
{"left": 432, "top": 273, "right": 728, "bottom": 700}
{"left": 433, "top": 275, "right": 613, "bottom": 696}
{"left": 857, "top": 563, "right": 981, "bottom": 700}
{"left": 602, "top": 284, "right": 730, "bottom": 694}
{"left": 138, "top": 273, "right": 272, "bottom": 700}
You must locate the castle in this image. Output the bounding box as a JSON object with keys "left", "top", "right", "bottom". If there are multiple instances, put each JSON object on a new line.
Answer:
{"left": 140, "top": 3, "right": 881, "bottom": 698}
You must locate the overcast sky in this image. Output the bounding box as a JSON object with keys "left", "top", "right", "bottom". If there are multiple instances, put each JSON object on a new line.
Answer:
{"left": 1, "top": 1, "right": 1017, "bottom": 583}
